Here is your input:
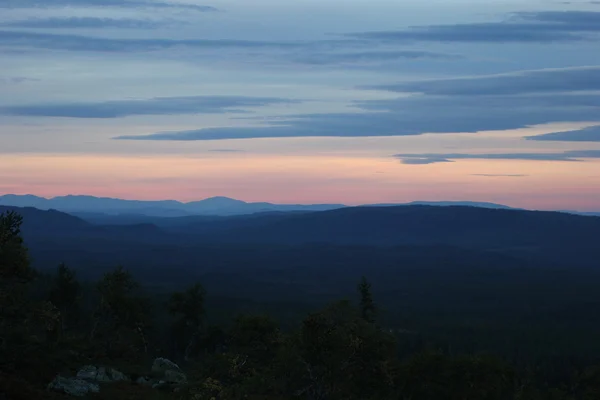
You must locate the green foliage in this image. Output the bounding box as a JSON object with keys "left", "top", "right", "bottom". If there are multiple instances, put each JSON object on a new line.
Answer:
{"left": 298, "top": 300, "right": 397, "bottom": 400}
{"left": 168, "top": 282, "right": 206, "bottom": 360}
{"left": 0, "top": 211, "right": 31, "bottom": 282}
{"left": 92, "top": 266, "right": 150, "bottom": 358}
{"left": 398, "top": 351, "right": 516, "bottom": 400}
{"left": 229, "top": 315, "right": 281, "bottom": 363}
{"left": 49, "top": 263, "right": 81, "bottom": 331}
{"left": 0, "top": 211, "right": 35, "bottom": 359}
{"left": 0, "top": 211, "right": 34, "bottom": 316}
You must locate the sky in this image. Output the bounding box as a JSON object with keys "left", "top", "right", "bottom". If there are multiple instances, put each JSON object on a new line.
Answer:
{"left": 1, "top": 0, "right": 600, "bottom": 210}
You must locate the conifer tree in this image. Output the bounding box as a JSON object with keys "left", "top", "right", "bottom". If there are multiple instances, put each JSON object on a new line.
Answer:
{"left": 357, "top": 276, "right": 376, "bottom": 324}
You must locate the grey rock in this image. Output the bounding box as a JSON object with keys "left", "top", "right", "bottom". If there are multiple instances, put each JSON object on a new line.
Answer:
{"left": 152, "top": 380, "right": 169, "bottom": 390}
{"left": 76, "top": 365, "right": 128, "bottom": 382}
{"left": 164, "top": 369, "right": 187, "bottom": 384}
{"left": 150, "top": 357, "right": 187, "bottom": 391}
{"left": 136, "top": 376, "right": 153, "bottom": 386}
{"left": 47, "top": 375, "right": 100, "bottom": 397}
{"left": 151, "top": 358, "right": 180, "bottom": 373}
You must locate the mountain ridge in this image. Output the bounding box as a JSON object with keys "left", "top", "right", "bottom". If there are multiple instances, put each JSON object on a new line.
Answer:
{"left": 1, "top": 193, "right": 597, "bottom": 217}
{"left": 0, "top": 194, "right": 346, "bottom": 217}
{"left": 3, "top": 204, "right": 600, "bottom": 272}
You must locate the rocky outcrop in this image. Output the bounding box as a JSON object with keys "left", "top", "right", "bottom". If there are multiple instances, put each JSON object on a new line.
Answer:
{"left": 76, "top": 365, "right": 129, "bottom": 382}
{"left": 152, "top": 358, "right": 181, "bottom": 374}
{"left": 150, "top": 358, "right": 187, "bottom": 391}
{"left": 48, "top": 358, "right": 186, "bottom": 396}
{"left": 136, "top": 376, "right": 153, "bottom": 386}
{"left": 164, "top": 369, "right": 187, "bottom": 384}
{"left": 47, "top": 375, "right": 100, "bottom": 397}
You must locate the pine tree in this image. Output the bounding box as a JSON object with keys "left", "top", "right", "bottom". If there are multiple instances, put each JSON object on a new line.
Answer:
{"left": 169, "top": 282, "right": 206, "bottom": 360}
{"left": 92, "top": 266, "right": 149, "bottom": 357}
{"left": 0, "top": 211, "right": 34, "bottom": 352}
{"left": 49, "top": 263, "right": 81, "bottom": 332}
{"left": 357, "top": 276, "right": 376, "bottom": 324}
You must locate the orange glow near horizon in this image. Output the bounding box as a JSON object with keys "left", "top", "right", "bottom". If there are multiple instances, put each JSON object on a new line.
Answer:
{"left": 1, "top": 152, "right": 599, "bottom": 211}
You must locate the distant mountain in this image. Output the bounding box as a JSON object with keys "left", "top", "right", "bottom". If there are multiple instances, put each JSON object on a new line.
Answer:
{"left": 1, "top": 194, "right": 596, "bottom": 217}
{"left": 367, "top": 201, "right": 515, "bottom": 210}
{"left": 0, "top": 194, "right": 345, "bottom": 217}
{"left": 4, "top": 204, "right": 600, "bottom": 274}
{"left": 560, "top": 210, "right": 600, "bottom": 217}
{"left": 0, "top": 205, "right": 91, "bottom": 233}
{"left": 202, "top": 205, "right": 600, "bottom": 254}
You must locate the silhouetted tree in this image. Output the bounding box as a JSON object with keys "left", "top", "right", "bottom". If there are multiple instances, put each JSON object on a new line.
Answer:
{"left": 92, "top": 266, "right": 149, "bottom": 357}
{"left": 49, "top": 263, "right": 81, "bottom": 332}
{"left": 298, "top": 300, "right": 396, "bottom": 400}
{"left": 0, "top": 211, "right": 34, "bottom": 353}
{"left": 169, "top": 282, "right": 206, "bottom": 360}
{"left": 358, "top": 276, "right": 376, "bottom": 324}
{"left": 229, "top": 314, "right": 282, "bottom": 368}
{"left": 399, "top": 352, "right": 515, "bottom": 400}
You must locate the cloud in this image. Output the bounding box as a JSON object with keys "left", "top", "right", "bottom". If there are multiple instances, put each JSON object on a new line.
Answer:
{"left": 0, "top": 96, "right": 300, "bottom": 118}
{"left": 394, "top": 150, "right": 600, "bottom": 164}
{"left": 0, "top": 0, "right": 217, "bottom": 11}
{"left": 207, "top": 149, "right": 244, "bottom": 152}
{"left": 295, "top": 50, "right": 463, "bottom": 65}
{"left": 348, "top": 11, "right": 600, "bottom": 43}
{"left": 0, "top": 30, "right": 298, "bottom": 52}
{"left": 114, "top": 90, "right": 600, "bottom": 141}
{"left": 471, "top": 174, "right": 528, "bottom": 177}
{"left": 365, "top": 66, "right": 600, "bottom": 96}
{"left": 526, "top": 125, "right": 600, "bottom": 141}
{"left": 0, "top": 76, "right": 39, "bottom": 84}
{"left": 1, "top": 17, "right": 166, "bottom": 29}
{"left": 400, "top": 157, "right": 454, "bottom": 165}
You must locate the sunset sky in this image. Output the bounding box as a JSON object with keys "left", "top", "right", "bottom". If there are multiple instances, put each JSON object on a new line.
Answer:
{"left": 1, "top": 0, "right": 600, "bottom": 210}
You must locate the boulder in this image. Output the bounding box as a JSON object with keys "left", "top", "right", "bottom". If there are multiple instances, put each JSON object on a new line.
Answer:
{"left": 150, "top": 358, "right": 187, "bottom": 391}
{"left": 152, "top": 380, "right": 170, "bottom": 390}
{"left": 152, "top": 358, "right": 181, "bottom": 374}
{"left": 164, "top": 369, "right": 187, "bottom": 384}
{"left": 48, "top": 375, "right": 100, "bottom": 397}
{"left": 76, "top": 365, "right": 128, "bottom": 382}
{"left": 136, "top": 376, "right": 153, "bottom": 386}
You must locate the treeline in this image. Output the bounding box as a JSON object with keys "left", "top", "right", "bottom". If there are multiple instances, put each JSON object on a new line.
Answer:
{"left": 3, "top": 210, "right": 600, "bottom": 399}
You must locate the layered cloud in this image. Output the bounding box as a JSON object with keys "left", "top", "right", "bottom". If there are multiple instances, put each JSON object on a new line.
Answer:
{"left": 0, "top": 96, "right": 299, "bottom": 118}
{"left": 0, "top": 30, "right": 297, "bottom": 52}
{"left": 114, "top": 66, "right": 600, "bottom": 141}
{"left": 0, "top": 76, "right": 38, "bottom": 84}
{"left": 0, "top": 0, "right": 217, "bottom": 11}
{"left": 394, "top": 150, "right": 600, "bottom": 164}
{"left": 365, "top": 66, "right": 600, "bottom": 95}
{"left": 527, "top": 125, "right": 600, "bottom": 141}
{"left": 1, "top": 17, "right": 166, "bottom": 29}
{"left": 294, "top": 50, "right": 463, "bottom": 65}
{"left": 348, "top": 11, "right": 600, "bottom": 43}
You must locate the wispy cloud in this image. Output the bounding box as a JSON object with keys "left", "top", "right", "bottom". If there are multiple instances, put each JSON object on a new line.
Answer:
{"left": 0, "top": 30, "right": 298, "bottom": 52}
{"left": 207, "top": 149, "right": 244, "bottom": 153}
{"left": 395, "top": 150, "right": 600, "bottom": 164}
{"left": 364, "top": 66, "right": 600, "bottom": 96}
{"left": 295, "top": 50, "right": 463, "bottom": 65}
{"left": 401, "top": 157, "right": 454, "bottom": 165}
{"left": 348, "top": 11, "right": 600, "bottom": 43}
{"left": 0, "top": 76, "right": 39, "bottom": 84}
{"left": 0, "top": 0, "right": 218, "bottom": 11}
{"left": 471, "top": 174, "right": 528, "bottom": 177}
{"left": 114, "top": 89, "right": 600, "bottom": 141}
{"left": 1, "top": 17, "right": 167, "bottom": 30}
{"left": 0, "top": 96, "right": 300, "bottom": 118}
{"left": 526, "top": 125, "right": 600, "bottom": 142}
